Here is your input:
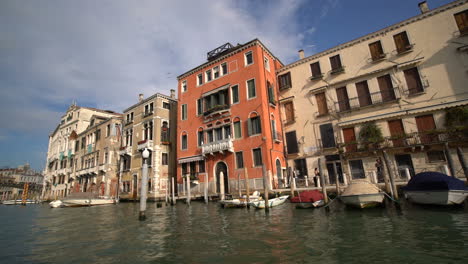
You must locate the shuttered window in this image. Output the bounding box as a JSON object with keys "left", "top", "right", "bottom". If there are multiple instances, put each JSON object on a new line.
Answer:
{"left": 285, "top": 131, "right": 299, "bottom": 154}
{"left": 235, "top": 152, "right": 244, "bottom": 169}
{"left": 181, "top": 134, "right": 187, "bottom": 150}
{"left": 403, "top": 67, "right": 424, "bottom": 95}
{"left": 342, "top": 127, "right": 357, "bottom": 152}
{"left": 253, "top": 148, "right": 263, "bottom": 167}
{"left": 315, "top": 92, "right": 328, "bottom": 115}
{"left": 248, "top": 116, "right": 261, "bottom": 136}
{"left": 267, "top": 82, "right": 275, "bottom": 105}
{"left": 355, "top": 80, "right": 372, "bottom": 107}
{"left": 336, "top": 87, "right": 350, "bottom": 112}
{"left": 377, "top": 74, "right": 396, "bottom": 102}
{"left": 197, "top": 130, "right": 204, "bottom": 146}
{"left": 234, "top": 121, "right": 242, "bottom": 139}
{"left": 369, "top": 41, "right": 385, "bottom": 61}
{"left": 247, "top": 79, "right": 256, "bottom": 99}
{"left": 199, "top": 160, "right": 205, "bottom": 172}
{"left": 181, "top": 104, "right": 187, "bottom": 120}
{"left": 278, "top": 72, "right": 292, "bottom": 90}
{"left": 454, "top": 9, "right": 468, "bottom": 35}
{"left": 231, "top": 85, "right": 239, "bottom": 104}
{"left": 329, "top": 55, "right": 343, "bottom": 72}
{"left": 415, "top": 114, "right": 437, "bottom": 144}
{"left": 197, "top": 99, "right": 202, "bottom": 115}
{"left": 393, "top": 31, "right": 412, "bottom": 54}
{"left": 283, "top": 101, "right": 294, "bottom": 123}
{"left": 320, "top": 123, "right": 335, "bottom": 148}
{"left": 310, "top": 62, "right": 322, "bottom": 79}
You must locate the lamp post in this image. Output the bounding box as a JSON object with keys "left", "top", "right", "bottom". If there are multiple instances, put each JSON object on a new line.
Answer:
{"left": 139, "top": 148, "right": 149, "bottom": 221}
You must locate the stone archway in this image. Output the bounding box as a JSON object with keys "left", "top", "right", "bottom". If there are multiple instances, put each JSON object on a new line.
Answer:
{"left": 215, "top": 162, "right": 229, "bottom": 194}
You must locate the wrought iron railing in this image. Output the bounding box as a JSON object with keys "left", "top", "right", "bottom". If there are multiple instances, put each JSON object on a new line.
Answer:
{"left": 335, "top": 87, "right": 399, "bottom": 112}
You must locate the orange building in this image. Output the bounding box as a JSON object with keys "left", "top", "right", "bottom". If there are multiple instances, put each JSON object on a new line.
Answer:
{"left": 176, "top": 39, "right": 286, "bottom": 196}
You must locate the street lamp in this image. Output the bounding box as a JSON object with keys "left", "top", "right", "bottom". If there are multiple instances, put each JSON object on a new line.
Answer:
{"left": 139, "top": 148, "right": 149, "bottom": 221}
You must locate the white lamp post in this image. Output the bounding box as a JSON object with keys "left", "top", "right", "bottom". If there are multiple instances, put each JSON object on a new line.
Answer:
{"left": 139, "top": 148, "right": 149, "bottom": 220}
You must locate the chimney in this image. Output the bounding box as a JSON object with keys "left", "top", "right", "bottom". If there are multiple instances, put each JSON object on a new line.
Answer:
{"left": 418, "top": 1, "right": 429, "bottom": 14}
{"left": 138, "top": 93, "right": 144, "bottom": 102}
{"left": 298, "top": 49, "right": 305, "bottom": 59}
{"left": 170, "top": 89, "right": 176, "bottom": 99}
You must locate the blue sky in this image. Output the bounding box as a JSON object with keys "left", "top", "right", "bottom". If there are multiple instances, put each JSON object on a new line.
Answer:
{"left": 0, "top": 0, "right": 454, "bottom": 170}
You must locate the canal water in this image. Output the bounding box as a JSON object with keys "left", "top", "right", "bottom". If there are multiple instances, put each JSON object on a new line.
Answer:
{"left": 1, "top": 200, "right": 468, "bottom": 264}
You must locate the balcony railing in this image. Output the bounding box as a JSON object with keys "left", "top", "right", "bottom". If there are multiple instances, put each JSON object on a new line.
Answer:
{"left": 203, "top": 104, "right": 230, "bottom": 117}
{"left": 118, "top": 146, "right": 132, "bottom": 156}
{"left": 142, "top": 110, "right": 153, "bottom": 118}
{"left": 202, "top": 137, "right": 234, "bottom": 155}
{"left": 335, "top": 87, "right": 399, "bottom": 112}
{"left": 137, "top": 139, "right": 153, "bottom": 151}
{"left": 339, "top": 129, "right": 468, "bottom": 154}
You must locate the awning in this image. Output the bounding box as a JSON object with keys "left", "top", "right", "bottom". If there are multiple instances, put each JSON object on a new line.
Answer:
{"left": 337, "top": 110, "right": 407, "bottom": 127}
{"left": 178, "top": 155, "right": 204, "bottom": 164}
{"left": 396, "top": 57, "right": 424, "bottom": 69}
{"left": 202, "top": 83, "right": 230, "bottom": 97}
{"left": 406, "top": 99, "right": 468, "bottom": 115}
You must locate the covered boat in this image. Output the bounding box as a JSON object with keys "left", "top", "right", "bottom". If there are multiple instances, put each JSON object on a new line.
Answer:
{"left": 340, "top": 180, "right": 385, "bottom": 208}
{"left": 248, "top": 195, "right": 289, "bottom": 209}
{"left": 402, "top": 172, "right": 468, "bottom": 205}
{"left": 290, "top": 190, "right": 325, "bottom": 208}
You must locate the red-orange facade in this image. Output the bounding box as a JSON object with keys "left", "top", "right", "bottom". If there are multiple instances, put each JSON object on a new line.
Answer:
{"left": 176, "top": 39, "right": 286, "bottom": 195}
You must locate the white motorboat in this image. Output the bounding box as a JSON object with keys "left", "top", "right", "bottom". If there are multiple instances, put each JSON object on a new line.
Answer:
{"left": 403, "top": 172, "right": 468, "bottom": 205}
{"left": 220, "top": 191, "right": 261, "bottom": 208}
{"left": 60, "top": 197, "right": 116, "bottom": 207}
{"left": 249, "top": 195, "right": 289, "bottom": 209}
{"left": 340, "top": 181, "right": 385, "bottom": 208}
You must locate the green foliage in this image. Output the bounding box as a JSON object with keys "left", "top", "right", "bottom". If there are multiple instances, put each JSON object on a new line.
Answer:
{"left": 445, "top": 106, "right": 468, "bottom": 128}
{"left": 359, "top": 122, "right": 383, "bottom": 143}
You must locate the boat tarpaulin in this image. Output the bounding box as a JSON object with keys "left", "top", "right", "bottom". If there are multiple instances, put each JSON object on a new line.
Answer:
{"left": 290, "top": 190, "right": 324, "bottom": 203}
{"left": 402, "top": 172, "right": 468, "bottom": 191}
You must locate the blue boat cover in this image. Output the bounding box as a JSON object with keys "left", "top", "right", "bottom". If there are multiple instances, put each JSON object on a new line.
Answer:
{"left": 402, "top": 172, "right": 468, "bottom": 191}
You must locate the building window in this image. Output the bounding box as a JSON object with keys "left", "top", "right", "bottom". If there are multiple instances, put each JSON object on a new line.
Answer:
{"left": 369, "top": 41, "right": 385, "bottom": 61}
{"left": 336, "top": 86, "right": 350, "bottom": 112}
{"left": 221, "top": 63, "right": 228, "bottom": 75}
{"left": 264, "top": 56, "right": 270, "bottom": 71}
{"left": 404, "top": 67, "right": 424, "bottom": 95}
{"left": 231, "top": 85, "right": 239, "bottom": 104}
{"left": 427, "top": 151, "right": 446, "bottom": 163}
{"left": 163, "top": 102, "right": 170, "bottom": 109}
{"left": 310, "top": 62, "right": 322, "bottom": 79}
{"left": 234, "top": 120, "right": 242, "bottom": 139}
{"left": 294, "top": 159, "right": 308, "bottom": 178}
{"left": 356, "top": 80, "right": 372, "bottom": 107}
{"left": 199, "top": 160, "right": 205, "bottom": 173}
{"left": 248, "top": 116, "right": 261, "bottom": 136}
{"left": 104, "top": 152, "right": 109, "bottom": 164}
{"left": 283, "top": 101, "right": 295, "bottom": 123}
{"left": 206, "top": 70, "right": 212, "bottom": 82}
{"left": 342, "top": 127, "right": 357, "bottom": 152}
{"left": 198, "top": 130, "right": 204, "bottom": 146}
{"left": 106, "top": 124, "right": 111, "bottom": 137}
{"left": 393, "top": 31, "right": 412, "bottom": 54}
{"left": 329, "top": 54, "right": 344, "bottom": 74}
{"left": 267, "top": 81, "right": 275, "bottom": 105}
{"left": 207, "top": 130, "right": 214, "bottom": 143}
{"left": 247, "top": 79, "right": 256, "bottom": 99}
{"left": 197, "top": 99, "right": 202, "bottom": 116}
{"left": 161, "top": 121, "right": 169, "bottom": 142}
{"left": 235, "top": 151, "right": 244, "bottom": 169}
{"left": 95, "top": 129, "right": 101, "bottom": 141}
{"left": 197, "top": 73, "right": 203, "bottom": 86}
{"left": 245, "top": 51, "right": 253, "bottom": 66}
{"left": 271, "top": 119, "right": 278, "bottom": 141}
{"left": 278, "top": 72, "right": 292, "bottom": 90}
{"left": 319, "top": 123, "right": 335, "bottom": 148}
{"left": 162, "top": 153, "right": 168, "bottom": 165}
{"left": 285, "top": 131, "right": 299, "bottom": 154}
{"left": 377, "top": 74, "right": 397, "bottom": 102}
{"left": 181, "top": 104, "right": 187, "bottom": 120}
{"left": 454, "top": 9, "right": 468, "bottom": 35}
{"left": 349, "top": 160, "right": 365, "bottom": 179}
{"left": 315, "top": 92, "right": 328, "bottom": 115}
{"left": 181, "top": 80, "right": 187, "bottom": 93}
{"left": 213, "top": 66, "right": 220, "bottom": 79}
{"left": 252, "top": 148, "right": 263, "bottom": 167}
{"left": 181, "top": 134, "right": 187, "bottom": 150}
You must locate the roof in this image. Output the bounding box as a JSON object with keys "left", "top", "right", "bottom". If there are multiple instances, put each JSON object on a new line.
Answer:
{"left": 278, "top": 0, "right": 468, "bottom": 73}
{"left": 177, "top": 38, "right": 284, "bottom": 80}
{"left": 123, "top": 92, "right": 177, "bottom": 113}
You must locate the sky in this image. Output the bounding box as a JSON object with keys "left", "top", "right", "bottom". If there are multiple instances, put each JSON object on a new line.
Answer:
{"left": 0, "top": 0, "right": 454, "bottom": 171}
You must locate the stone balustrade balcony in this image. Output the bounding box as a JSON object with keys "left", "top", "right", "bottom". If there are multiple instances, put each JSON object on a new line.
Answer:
{"left": 202, "top": 138, "right": 234, "bottom": 155}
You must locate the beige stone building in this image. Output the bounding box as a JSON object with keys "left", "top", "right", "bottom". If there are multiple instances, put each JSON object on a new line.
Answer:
{"left": 43, "top": 103, "right": 120, "bottom": 199}
{"left": 119, "top": 92, "right": 177, "bottom": 201}
{"left": 70, "top": 115, "right": 123, "bottom": 197}
{"left": 277, "top": 0, "right": 468, "bottom": 187}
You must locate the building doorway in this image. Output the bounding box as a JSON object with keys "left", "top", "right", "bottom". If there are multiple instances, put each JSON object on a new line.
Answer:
{"left": 395, "top": 154, "right": 415, "bottom": 179}
{"left": 326, "top": 155, "right": 344, "bottom": 184}
{"left": 215, "top": 162, "right": 229, "bottom": 194}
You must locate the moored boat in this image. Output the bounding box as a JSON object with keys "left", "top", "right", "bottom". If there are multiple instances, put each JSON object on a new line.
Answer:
{"left": 248, "top": 195, "right": 289, "bottom": 209}
{"left": 290, "top": 190, "right": 325, "bottom": 209}
{"left": 220, "top": 191, "right": 260, "bottom": 208}
{"left": 402, "top": 172, "right": 468, "bottom": 205}
{"left": 296, "top": 200, "right": 325, "bottom": 209}
{"left": 2, "top": 199, "right": 40, "bottom": 205}
{"left": 340, "top": 181, "right": 385, "bottom": 208}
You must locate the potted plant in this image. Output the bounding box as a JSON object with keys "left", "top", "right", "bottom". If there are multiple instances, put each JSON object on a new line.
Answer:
{"left": 358, "top": 122, "right": 384, "bottom": 150}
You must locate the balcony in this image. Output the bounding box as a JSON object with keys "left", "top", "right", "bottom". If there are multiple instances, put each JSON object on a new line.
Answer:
{"left": 330, "top": 66, "right": 345, "bottom": 75}
{"left": 124, "top": 120, "right": 133, "bottom": 126}
{"left": 202, "top": 138, "right": 234, "bottom": 155}
{"left": 335, "top": 87, "right": 399, "bottom": 112}
{"left": 142, "top": 110, "right": 153, "bottom": 118}
{"left": 203, "top": 104, "right": 230, "bottom": 117}
{"left": 119, "top": 146, "right": 132, "bottom": 156}
{"left": 137, "top": 139, "right": 154, "bottom": 151}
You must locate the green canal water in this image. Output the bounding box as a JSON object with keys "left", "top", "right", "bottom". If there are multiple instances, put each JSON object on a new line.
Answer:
{"left": 1, "top": 200, "right": 468, "bottom": 264}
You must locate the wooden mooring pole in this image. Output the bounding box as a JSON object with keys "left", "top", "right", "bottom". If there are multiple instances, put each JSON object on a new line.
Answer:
{"left": 262, "top": 165, "right": 269, "bottom": 212}
{"left": 204, "top": 173, "right": 208, "bottom": 204}
{"left": 244, "top": 167, "right": 250, "bottom": 209}
{"left": 382, "top": 150, "right": 398, "bottom": 200}
{"left": 318, "top": 158, "right": 328, "bottom": 204}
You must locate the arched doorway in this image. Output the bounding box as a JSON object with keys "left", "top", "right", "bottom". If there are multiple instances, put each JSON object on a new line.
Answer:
{"left": 276, "top": 159, "right": 283, "bottom": 187}
{"left": 215, "top": 162, "right": 229, "bottom": 194}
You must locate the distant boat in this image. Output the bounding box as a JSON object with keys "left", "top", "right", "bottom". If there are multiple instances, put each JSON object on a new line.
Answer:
{"left": 248, "top": 195, "right": 289, "bottom": 209}
{"left": 340, "top": 181, "right": 385, "bottom": 208}
{"left": 2, "top": 199, "right": 39, "bottom": 205}
{"left": 49, "top": 197, "right": 116, "bottom": 208}
{"left": 290, "top": 190, "right": 325, "bottom": 209}
{"left": 220, "top": 191, "right": 260, "bottom": 208}
{"left": 402, "top": 172, "right": 468, "bottom": 205}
